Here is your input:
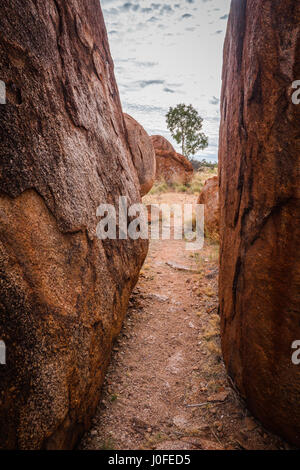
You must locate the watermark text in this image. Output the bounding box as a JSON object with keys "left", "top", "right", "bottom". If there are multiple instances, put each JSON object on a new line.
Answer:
{"left": 0, "top": 340, "right": 6, "bottom": 365}
{"left": 96, "top": 198, "right": 204, "bottom": 251}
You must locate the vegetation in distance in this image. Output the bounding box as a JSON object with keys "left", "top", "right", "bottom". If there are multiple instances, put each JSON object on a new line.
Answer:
{"left": 149, "top": 165, "right": 218, "bottom": 196}
{"left": 166, "top": 104, "right": 208, "bottom": 159}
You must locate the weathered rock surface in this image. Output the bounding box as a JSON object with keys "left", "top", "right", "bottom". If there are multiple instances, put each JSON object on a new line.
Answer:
{"left": 197, "top": 176, "right": 219, "bottom": 240}
{"left": 219, "top": 0, "right": 300, "bottom": 446}
{"left": 0, "top": 0, "right": 148, "bottom": 449}
{"left": 151, "top": 135, "right": 193, "bottom": 184}
{"left": 155, "top": 150, "right": 193, "bottom": 185}
{"left": 150, "top": 135, "right": 175, "bottom": 153}
{"left": 124, "top": 114, "right": 156, "bottom": 196}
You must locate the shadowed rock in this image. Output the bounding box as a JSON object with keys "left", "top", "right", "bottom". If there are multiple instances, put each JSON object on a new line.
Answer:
{"left": 219, "top": 0, "right": 300, "bottom": 446}
{"left": 0, "top": 0, "right": 148, "bottom": 449}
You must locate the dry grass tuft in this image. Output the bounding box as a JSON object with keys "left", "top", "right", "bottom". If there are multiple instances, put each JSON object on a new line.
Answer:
{"left": 148, "top": 167, "right": 218, "bottom": 196}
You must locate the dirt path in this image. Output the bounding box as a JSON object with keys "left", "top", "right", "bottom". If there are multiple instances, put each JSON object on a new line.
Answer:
{"left": 80, "top": 193, "right": 289, "bottom": 451}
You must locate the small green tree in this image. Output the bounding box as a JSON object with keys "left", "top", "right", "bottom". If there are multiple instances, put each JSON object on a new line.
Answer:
{"left": 166, "top": 104, "right": 208, "bottom": 158}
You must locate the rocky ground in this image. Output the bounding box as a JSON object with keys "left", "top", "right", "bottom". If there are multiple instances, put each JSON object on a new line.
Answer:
{"left": 80, "top": 193, "right": 291, "bottom": 451}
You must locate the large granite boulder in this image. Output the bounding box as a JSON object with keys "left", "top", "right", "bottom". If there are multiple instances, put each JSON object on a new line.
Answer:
{"left": 150, "top": 135, "right": 175, "bottom": 153}
{"left": 219, "top": 0, "right": 300, "bottom": 446}
{"left": 124, "top": 113, "right": 156, "bottom": 196}
{"left": 197, "top": 176, "right": 219, "bottom": 241}
{"left": 0, "top": 0, "right": 148, "bottom": 449}
{"left": 151, "top": 136, "right": 193, "bottom": 185}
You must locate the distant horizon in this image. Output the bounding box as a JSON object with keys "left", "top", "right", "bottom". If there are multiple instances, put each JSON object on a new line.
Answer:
{"left": 102, "top": 0, "right": 231, "bottom": 162}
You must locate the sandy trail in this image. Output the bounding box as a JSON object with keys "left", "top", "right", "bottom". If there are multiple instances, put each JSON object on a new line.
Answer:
{"left": 80, "top": 193, "right": 288, "bottom": 451}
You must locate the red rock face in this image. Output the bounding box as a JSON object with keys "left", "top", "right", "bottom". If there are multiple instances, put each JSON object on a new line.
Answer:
{"left": 150, "top": 136, "right": 193, "bottom": 184}
{"left": 219, "top": 0, "right": 300, "bottom": 445}
{"left": 150, "top": 135, "right": 175, "bottom": 153}
{"left": 0, "top": 0, "right": 148, "bottom": 449}
{"left": 155, "top": 150, "right": 194, "bottom": 185}
{"left": 198, "top": 176, "right": 219, "bottom": 241}
{"left": 124, "top": 114, "right": 156, "bottom": 196}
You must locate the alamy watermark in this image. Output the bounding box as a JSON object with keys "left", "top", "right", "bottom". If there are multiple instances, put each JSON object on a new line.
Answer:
{"left": 291, "top": 80, "right": 300, "bottom": 105}
{"left": 289, "top": 81, "right": 300, "bottom": 363}
{"left": 0, "top": 340, "right": 6, "bottom": 365}
{"left": 96, "top": 197, "right": 204, "bottom": 251}
{"left": 0, "top": 80, "right": 6, "bottom": 104}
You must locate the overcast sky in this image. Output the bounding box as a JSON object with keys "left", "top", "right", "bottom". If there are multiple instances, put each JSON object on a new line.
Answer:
{"left": 101, "top": 0, "right": 231, "bottom": 161}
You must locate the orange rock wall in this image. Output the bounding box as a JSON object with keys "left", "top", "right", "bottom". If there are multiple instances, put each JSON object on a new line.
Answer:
{"left": 219, "top": 0, "right": 300, "bottom": 446}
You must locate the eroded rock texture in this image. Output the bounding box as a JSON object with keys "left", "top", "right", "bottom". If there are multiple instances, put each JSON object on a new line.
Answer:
{"left": 151, "top": 136, "right": 193, "bottom": 185}
{"left": 198, "top": 176, "right": 219, "bottom": 241}
{"left": 155, "top": 150, "right": 193, "bottom": 185}
{"left": 124, "top": 114, "right": 156, "bottom": 196}
{"left": 150, "top": 135, "right": 175, "bottom": 153}
{"left": 0, "top": 0, "right": 148, "bottom": 449}
{"left": 219, "top": 0, "right": 300, "bottom": 445}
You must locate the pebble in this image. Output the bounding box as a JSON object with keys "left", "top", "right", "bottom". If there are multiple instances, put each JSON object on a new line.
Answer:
{"left": 149, "top": 293, "right": 169, "bottom": 302}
